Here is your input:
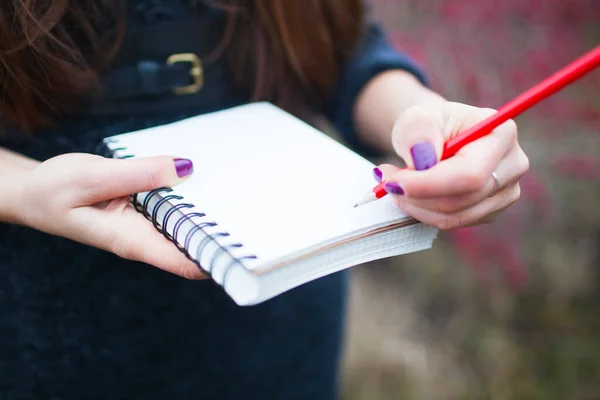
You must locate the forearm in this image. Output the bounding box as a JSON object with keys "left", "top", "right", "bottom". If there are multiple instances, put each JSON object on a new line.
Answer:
{"left": 353, "top": 69, "right": 446, "bottom": 155}
{"left": 0, "top": 147, "right": 38, "bottom": 223}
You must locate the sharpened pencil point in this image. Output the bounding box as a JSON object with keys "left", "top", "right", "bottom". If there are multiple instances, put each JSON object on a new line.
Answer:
{"left": 354, "top": 190, "right": 378, "bottom": 208}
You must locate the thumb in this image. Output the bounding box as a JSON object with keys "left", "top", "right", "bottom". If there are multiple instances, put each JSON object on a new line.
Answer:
{"left": 391, "top": 106, "right": 445, "bottom": 171}
{"left": 73, "top": 155, "right": 194, "bottom": 205}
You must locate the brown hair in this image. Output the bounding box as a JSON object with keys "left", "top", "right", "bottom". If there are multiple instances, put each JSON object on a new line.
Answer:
{"left": 0, "top": 0, "right": 364, "bottom": 132}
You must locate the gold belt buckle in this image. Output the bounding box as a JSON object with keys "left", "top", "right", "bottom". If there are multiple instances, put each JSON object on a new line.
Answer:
{"left": 166, "top": 53, "right": 204, "bottom": 95}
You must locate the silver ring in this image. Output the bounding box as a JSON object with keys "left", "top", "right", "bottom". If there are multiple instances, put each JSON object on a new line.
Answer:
{"left": 491, "top": 171, "right": 501, "bottom": 193}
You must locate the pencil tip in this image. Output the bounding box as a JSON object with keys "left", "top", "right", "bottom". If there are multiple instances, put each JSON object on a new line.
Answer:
{"left": 353, "top": 204, "right": 358, "bottom": 208}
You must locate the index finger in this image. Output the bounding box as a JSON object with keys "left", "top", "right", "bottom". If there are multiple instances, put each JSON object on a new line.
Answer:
{"left": 386, "top": 121, "right": 516, "bottom": 198}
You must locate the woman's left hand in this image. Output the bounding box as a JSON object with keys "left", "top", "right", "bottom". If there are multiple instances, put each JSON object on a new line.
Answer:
{"left": 375, "top": 101, "right": 530, "bottom": 230}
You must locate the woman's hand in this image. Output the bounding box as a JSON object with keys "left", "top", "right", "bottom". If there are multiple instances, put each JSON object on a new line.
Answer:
{"left": 10, "top": 153, "right": 205, "bottom": 279}
{"left": 376, "top": 101, "right": 529, "bottom": 230}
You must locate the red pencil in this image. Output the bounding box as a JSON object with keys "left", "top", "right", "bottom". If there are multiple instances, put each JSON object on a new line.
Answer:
{"left": 354, "top": 44, "right": 600, "bottom": 208}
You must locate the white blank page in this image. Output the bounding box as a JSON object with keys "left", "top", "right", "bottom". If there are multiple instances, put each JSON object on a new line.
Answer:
{"left": 106, "top": 103, "right": 413, "bottom": 269}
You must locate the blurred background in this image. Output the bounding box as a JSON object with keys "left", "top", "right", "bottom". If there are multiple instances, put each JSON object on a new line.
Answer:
{"left": 340, "top": 1, "right": 600, "bottom": 399}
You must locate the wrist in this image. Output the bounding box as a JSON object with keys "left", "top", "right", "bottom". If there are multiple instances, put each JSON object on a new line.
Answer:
{"left": 0, "top": 171, "right": 29, "bottom": 225}
{"left": 354, "top": 69, "right": 446, "bottom": 155}
{"left": 0, "top": 149, "right": 39, "bottom": 225}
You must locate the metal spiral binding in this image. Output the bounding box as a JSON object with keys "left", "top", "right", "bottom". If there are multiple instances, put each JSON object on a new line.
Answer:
{"left": 162, "top": 203, "right": 194, "bottom": 241}
{"left": 97, "top": 137, "right": 258, "bottom": 285}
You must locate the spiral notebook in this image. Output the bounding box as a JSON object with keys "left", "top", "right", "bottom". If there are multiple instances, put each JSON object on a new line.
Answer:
{"left": 101, "top": 102, "right": 438, "bottom": 305}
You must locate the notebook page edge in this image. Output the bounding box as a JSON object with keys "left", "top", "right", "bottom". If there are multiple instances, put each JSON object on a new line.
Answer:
{"left": 249, "top": 217, "right": 426, "bottom": 275}
{"left": 242, "top": 223, "right": 438, "bottom": 305}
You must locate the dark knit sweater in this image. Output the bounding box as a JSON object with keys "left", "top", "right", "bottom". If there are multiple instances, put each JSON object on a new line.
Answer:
{"left": 0, "top": 1, "right": 427, "bottom": 399}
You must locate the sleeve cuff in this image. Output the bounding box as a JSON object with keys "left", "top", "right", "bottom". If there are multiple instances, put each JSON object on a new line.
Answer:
{"left": 323, "top": 23, "right": 430, "bottom": 158}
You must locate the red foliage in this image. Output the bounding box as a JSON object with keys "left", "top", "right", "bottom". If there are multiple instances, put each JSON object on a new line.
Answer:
{"left": 553, "top": 156, "right": 600, "bottom": 181}
{"left": 375, "top": 0, "right": 600, "bottom": 289}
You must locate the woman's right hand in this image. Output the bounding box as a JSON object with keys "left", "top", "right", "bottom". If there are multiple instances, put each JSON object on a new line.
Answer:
{"left": 9, "top": 153, "right": 205, "bottom": 280}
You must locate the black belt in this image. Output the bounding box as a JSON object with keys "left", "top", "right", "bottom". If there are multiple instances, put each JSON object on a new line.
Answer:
{"left": 100, "top": 53, "right": 204, "bottom": 100}
{"left": 87, "top": 11, "right": 242, "bottom": 116}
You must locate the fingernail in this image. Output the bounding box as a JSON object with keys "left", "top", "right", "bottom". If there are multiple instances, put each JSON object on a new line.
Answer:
{"left": 384, "top": 182, "right": 404, "bottom": 195}
{"left": 174, "top": 158, "right": 194, "bottom": 177}
{"left": 411, "top": 141, "right": 437, "bottom": 171}
{"left": 373, "top": 167, "right": 383, "bottom": 182}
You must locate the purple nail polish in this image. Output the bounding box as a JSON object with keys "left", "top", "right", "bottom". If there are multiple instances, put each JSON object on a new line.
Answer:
{"left": 384, "top": 182, "right": 404, "bottom": 195}
{"left": 373, "top": 167, "right": 383, "bottom": 182}
{"left": 411, "top": 141, "right": 437, "bottom": 171}
{"left": 174, "top": 158, "right": 194, "bottom": 177}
